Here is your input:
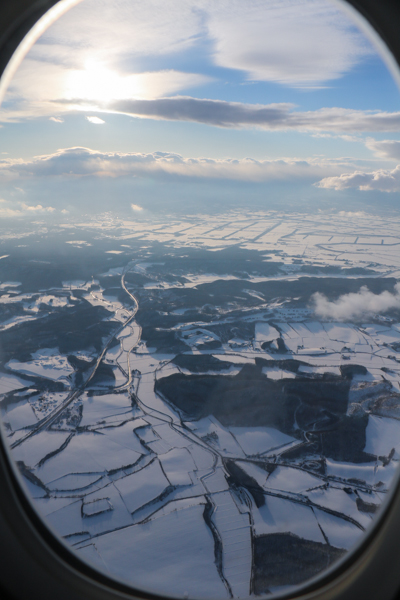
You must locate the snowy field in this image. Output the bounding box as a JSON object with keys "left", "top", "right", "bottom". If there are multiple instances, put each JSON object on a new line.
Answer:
{"left": 1, "top": 210, "right": 400, "bottom": 597}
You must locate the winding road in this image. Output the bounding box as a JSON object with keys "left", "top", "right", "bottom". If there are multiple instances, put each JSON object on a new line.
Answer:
{"left": 11, "top": 271, "right": 140, "bottom": 449}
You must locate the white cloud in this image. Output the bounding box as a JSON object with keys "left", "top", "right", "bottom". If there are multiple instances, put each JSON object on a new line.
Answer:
{"left": 1, "top": 0, "right": 374, "bottom": 121}
{"left": 49, "top": 116, "right": 64, "bottom": 123}
{"left": 0, "top": 207, "right": 22, "bottom": 217}
{"left": 205, "top": 0, "right": 371, "bottom": 87}
{"left": 338, "top": 210, "right": 367, "bottom": 217}
{"left": 317, "top": 164, "right": 400, "bottom": 192}
{"left": 86, "top": 116, "right": 105, "bottom": 124}
{"left": 365, "top": 138, "right": 400, "bottom": 161}
{"left": 0, "top": 146, "right": 359, "bottom": 183}
{"left": 312, "top": 284, "right": 400, "bottom": 321}
{"left": 35, "top": 0, "right": 371, "bottom": 87}
{"left": 2, "top": 62, "right": 213, "bottom": 122}
{"left": 131, "top": 204, "right": 143, "bottom": 212}
{"left": 5, "top": 57, "right": 400, "bottom": 131}
{"left": 0, "top": 200, "right": 56, "bottom": 217}
{"left": 66, "top": 66, "right": 212, "bottom": 103}
{"left": 20, "top": 203, "right": 55, "bottom": 212}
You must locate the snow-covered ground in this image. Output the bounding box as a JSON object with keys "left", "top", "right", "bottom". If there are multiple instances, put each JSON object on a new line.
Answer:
{"left": 2, "top": 210, "right": 400, "bottom": 597}
{"left": 6, "top": 348, "right": 74, "bottom": 382}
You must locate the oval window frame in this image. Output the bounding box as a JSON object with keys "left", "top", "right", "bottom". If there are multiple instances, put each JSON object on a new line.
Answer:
{"left": 0, "top": 2, "right": 400, "bottom": 599}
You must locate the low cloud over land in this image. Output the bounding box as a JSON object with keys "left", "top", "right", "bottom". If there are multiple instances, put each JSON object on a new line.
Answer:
{"left": 312, "top": 284, "right": 400, "bottom": 321}
{"left": 317, "top": 164, "right": 400, "bottom": 192}
{"left": 0, "top": 146, "right": 356, "bottom": 183}
{"left": 0, "top": 199, "right": 55, "bottom": 217}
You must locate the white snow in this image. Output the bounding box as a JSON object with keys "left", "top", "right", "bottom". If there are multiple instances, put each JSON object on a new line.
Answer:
{"left": 262, "top": 367, "right": 296, "bottom": 380}
{"left": 186, "top": 442, "right": 215, "bottom": 472}
{"left": 135, "top": 425, "right": 159, "bottom": 444}
{"left": 47, "top": 473, "right": 103, "bottom": 491}
{"left": 159, "top": 448, "right": 196, "bottom": 486}
{"left": 76, "top": 544, "right": 109, "bottom": 572}
{"left": 211, "top": 490, "right": 252, "bottom": 597}
{"left": 37, "top": 432, "right": 142, "bottom": 484}
{"left": 264, "top": 466, "right": 323, "bottom": 493}
{"left": 2, "top": 400, "right": 38, "bottom": 430}
{"left": 235, "top": 461, "right": 269, "bottom": 488}
{"left": 298, "top": 365, "right": 342, "bottom": 376}
{"left": 364, "top": 415, "right": 400, "bottom": 458}
{"left": 313, "top": 508, "right": 364, "bottom": 550}
{"left": 82, "top": 498, "right": 113, "bottom": 517}
{"left": 45, "top": 499, "right": 87, "bottom": 537}
{"left": 0, "top": 315, "right": 38, "bottom": 331}
{"left": 95, "top": 422, "right": 146, "bottom": 454}
{"left": 12, "top": 430, "right": 71, "bottom": 467}
{"left": 89, "top": 504, "right": 229, "bottom": 598}
{"left": 307, "top": 487, "right": 370, "bottom": 529}
{"left": 0, "top": 373, "right": 34, "bottom": 394}
{"left": 80, "top": 392, "right": 133, "bottom": 427}
{"left": 322, "top": 324, "right": 364, "bottom": 344}
{"left": 252, "top": 495, "right": 325, "bottom": 544}
{"left": 136, "top": 371, "right": 179, "bottom": 422}
{"left": 35, "top": 496, "right": 80, "bottom": 517}
{"left": 230, "top": 427, "right": 296, "bottom": 456}
{"left": 6, "top": 349, "right": 74, "bottom": 381}
{"left": 325, "top": 458, "right": 378, "bottom": 486}
{"left": 202, "top": 466, "right": 230, "bottom": 494}
{"left": 191, "top": 417, "right": 245, "bottom": 458}
{"left": 147, "top": 496, "right": 207, "bottom": 522}
{"left": 375, "top": 460, "right": 399, "bottom": 489}
{"left": 113, "top": 459, "right": 170, "bottom": 514}
{"left": 21, "top": 474, "right": 47, "bottom": 499}
{"left": 255, "top": 323, "right": 280, "bottom": 342}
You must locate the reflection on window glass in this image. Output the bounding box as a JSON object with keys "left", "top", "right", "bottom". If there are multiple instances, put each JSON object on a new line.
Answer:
{"left": 0, "top": 0, "right": 400, "bottom": 597}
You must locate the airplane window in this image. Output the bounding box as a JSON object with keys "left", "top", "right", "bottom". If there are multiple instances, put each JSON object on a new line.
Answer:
{"left": 1, "top": 0, "right": 400, "bottom": 598}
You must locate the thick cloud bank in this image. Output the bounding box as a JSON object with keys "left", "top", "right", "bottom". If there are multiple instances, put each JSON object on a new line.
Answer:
{"left": 0, "top": 146, "right": 350, "bottom": 183}
{"left": 317, "top": 164, "right": 400, "bottom": 192}
{"left": 312, "top": 284, "right": 400, "bottom": 321}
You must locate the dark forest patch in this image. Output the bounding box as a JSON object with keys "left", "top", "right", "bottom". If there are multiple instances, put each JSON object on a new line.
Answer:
{"left": 140, "top": 327, "right": 188, "bottom": 353}
{"left": 0, "top": 302, "right": 116, "bottom": 363}
{"left": 156, "top": 363, "right": 374, "bottom": 462}
{"left": 155, "top": 364, "right": 350, "bottom": 431}
{"left": 224, "top": 459, "right": 269, "bottom": 507}
{"left": 255, "top": 357, "right": 311, "bottom": 373}
{"left": 340, "top": 364, "right": 368, "bottom": 379}
{"left": 253, "top": 533, "right": 345, "bottom": 595}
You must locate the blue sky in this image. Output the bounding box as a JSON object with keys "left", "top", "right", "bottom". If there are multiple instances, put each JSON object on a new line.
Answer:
{"left": 0, "top": 0, "right": 400, "bottom": 218}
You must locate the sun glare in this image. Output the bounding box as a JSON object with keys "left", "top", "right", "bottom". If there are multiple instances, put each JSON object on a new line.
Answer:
{"left": 64, "top": 60, "right": 208, "bottom": 108}
{"left": 65, "top": 59, "right": 144, "bottom": 103}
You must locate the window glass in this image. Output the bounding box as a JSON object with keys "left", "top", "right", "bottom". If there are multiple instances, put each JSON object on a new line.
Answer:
{"left": 1, "top": 0, "right": 400, "bottom": 597}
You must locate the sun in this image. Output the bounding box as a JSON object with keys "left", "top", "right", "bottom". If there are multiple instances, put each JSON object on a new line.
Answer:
{"left": 65, "top": 59, "right": 143, "bottom": 104}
